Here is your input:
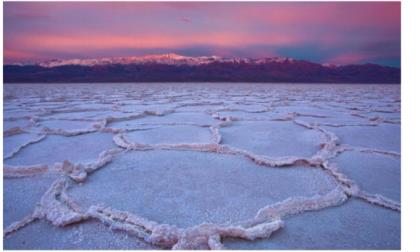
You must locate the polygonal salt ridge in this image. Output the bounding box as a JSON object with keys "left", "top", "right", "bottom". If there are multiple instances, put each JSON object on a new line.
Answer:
{"left": 212, "top": 104, "right": 272, "bottom": 114}
{"left": 211, "top": 111, "right": 294, "bottom": 122}
{"left": 3, "top": 178, "right": 88, "bottom": 239}
{"left": 211, "top": 118, "right": 342, "bottom": 167}
{"left": 348, "top": 110, "right": 399, "bottom": 125}
{"left": 293, "top": 112, "right": 330, "bottom": 118}
{"left": 44, "top": 106, "right": 109, "bottom": 115}
{"left": 106, "top": 122, "right": 217, "bottom": 135}
{"left": 174, "top": 101, "right": 224, "bottom": 110}
{"left": 3, "top": 116, "right": 40, "bottom": 136}
{"left": 52, "top": 148, "right": 123, "bottom": 182}
{"left": 355, "top": 191, "right": 401, "bottom": 212}
{"left": 170, "top": 221, "right": 284, "bottom": 250}
{"left": 3, "top": 113, "right": 40, "bottom": 122}
{"left": 308, "top": 126, "right": 341, "bottom": 164}
{"left": 311, "top": 122, "right": 379, "bottom": 128}
{"left": 3, "top": 164, "right": 49, "bottom": 178}
{"left": 86, "top": 206, "right": 179, "bottom": 248}
{"left": 254, "top": 186, "right": 348, "bottom": 221}
{"left": 3, "top": 126, "right": 26, "bottom": 137}
{"left": 33, "top": 178, "right": 89, "bottom": 226}
{"left": 103, "top": 109, "right": 176, "bottom": 127}
{"left": 3, "top": 134, "right": 47, "bottom": 160}
{"left": 113, "top": 128, "right": 337, "bottom": 169}
{"left": 321, "top": 161, "right": 401, "bottom": 212}
{"left": 4, "top": 147, "right": 121, "bottom": 182}
{"left": 40, "top": 124, "right": 102, "bottom": 137}
{"left": 79, "top": 188, "right": 348, "bottom": 249}
{"left": 209, "top": 126, "right": 222, "bottom": 144}
{"left": 112, "top": 123, "right": 222, "bottom": 147}
{"left": 295, "top": 111, "right": 382, "bottom": 128}
{"left": 36, "top": 117, "right": 106, "bottom": 133}
{"left": 339, "top": 144, "right": 401, "bottom": 158}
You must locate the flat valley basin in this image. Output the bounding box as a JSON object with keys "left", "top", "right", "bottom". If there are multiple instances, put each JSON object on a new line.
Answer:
{"left": 3, "top": 83, "right": 400, "bottom": 249}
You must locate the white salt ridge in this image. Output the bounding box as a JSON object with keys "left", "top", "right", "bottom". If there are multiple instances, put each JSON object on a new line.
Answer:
{"left": 4, "top": 177, "right": 344, "bottom": 249}
{"left": 3, "top": 133, "right": 46, "bottom": 160}
{"left": 4, "top": 132, "right": 117, "bottom": 167}
{"left": 4, "top": 178, "right": 88, "bottom": 238}
{"left": 320, "top": 161, "right": 400, "bottom": 211}
{"left": 3, "top": 164, "right": 49, "bottom": 178}
{"left": 53, "top": 148, "right": 122, "bottom": 182}
{"left": 3, "top": 127, "right": 26, "bottom": 137}
{"left": 38, "top": 118, "right": 107, "bottom": 137}
{"left": 3, "top": 118, "right": 33, "bottom": 133}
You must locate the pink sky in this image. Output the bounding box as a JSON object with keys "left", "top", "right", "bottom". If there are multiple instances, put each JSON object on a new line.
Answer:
{"left": 4, "top": 2, "right": 401, "bottom": 66}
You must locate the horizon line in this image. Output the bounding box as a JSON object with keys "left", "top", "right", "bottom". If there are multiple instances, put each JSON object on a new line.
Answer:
{"left": 4, "top": 52, "right": 401, "bottom": 69}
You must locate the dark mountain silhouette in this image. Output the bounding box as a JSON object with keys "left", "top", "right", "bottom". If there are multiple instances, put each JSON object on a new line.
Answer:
{"left": 3, "top": 55, "right": 400, "bottom": 83}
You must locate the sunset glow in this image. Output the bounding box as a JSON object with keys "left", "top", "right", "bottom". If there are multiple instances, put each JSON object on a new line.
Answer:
{"left": 4, "top": 2, "right": 401, "bottom": 66}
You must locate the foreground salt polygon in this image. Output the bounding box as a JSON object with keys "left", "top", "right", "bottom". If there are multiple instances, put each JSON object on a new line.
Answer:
{"left": 3, "top": 83, "right": 400, "bottom": 249}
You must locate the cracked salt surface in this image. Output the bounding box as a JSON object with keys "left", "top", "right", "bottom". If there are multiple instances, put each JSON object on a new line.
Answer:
{"left": 5, "top": 132, "right": 116, "bottom": 167}
{"left": 4, "top": 118, "right": 32, "bottom": 132}
{"left": 324, "top": 124, "right": 401, "bottom": 153}
{"left": 108, "top": 111, "right": 218, "bottom": 129}
{"left": 67, "top": 150, "right": 337, "bottom": 228}
{"left": 3, "top": 219, "right": 159, "bottom": 249}
{"left": 3, "top": 83, "right": 400, "bottom": 249}
{"left": 220, "top": 121, "right": 323, "bottom": 158}
{"left": 224, "top": 199, "right": 400, "bottom": 249}
{"left": 331, "top": 151, "right": 400, "bottom": 202}
{"left": 38, "top": 119, "right": 97, "bottom": 132}
{"left": 123, "top": 126, "right": 213, "bottom": 144}
{"left": 3, "top": 174, "right": 59, "bottom": 228}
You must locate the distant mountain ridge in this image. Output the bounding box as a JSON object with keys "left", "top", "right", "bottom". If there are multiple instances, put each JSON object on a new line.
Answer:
{"left": 4, "top": 53, "right": 400, "bottom": 83}
{"left": 13, "top": 53, "right": 299, "bottom": 68}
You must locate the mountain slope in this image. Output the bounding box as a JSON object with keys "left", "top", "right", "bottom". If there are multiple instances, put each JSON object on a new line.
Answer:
{"left": 3, "top": 54, "right": 400, "bottom": 83}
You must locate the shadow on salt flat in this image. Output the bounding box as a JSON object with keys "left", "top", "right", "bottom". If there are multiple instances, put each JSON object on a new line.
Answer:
{"left": 4, "top": 132, "right": 116, "bottom": 167}
{"left": 220, "top": 121, "right": 323, "bottom": 158}
{"left": 224, "top": 199, "right": 400, "bottom": 249}
{"left": 67, "top": 150, "right": 338, "bottom": 228}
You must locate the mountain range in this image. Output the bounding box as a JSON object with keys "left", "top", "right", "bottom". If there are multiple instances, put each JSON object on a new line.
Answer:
{"left": 3, "top": 53, "right": 400, "bottom": 83}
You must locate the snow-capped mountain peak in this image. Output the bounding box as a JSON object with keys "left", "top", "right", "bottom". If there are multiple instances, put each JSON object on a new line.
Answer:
{"left": 37, "top": 54, "right": 297, "bottom": 68}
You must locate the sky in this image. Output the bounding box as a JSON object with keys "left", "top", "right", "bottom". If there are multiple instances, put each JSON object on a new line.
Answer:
{"left": 4, "top": 2, "right": 401, "bottom": 67}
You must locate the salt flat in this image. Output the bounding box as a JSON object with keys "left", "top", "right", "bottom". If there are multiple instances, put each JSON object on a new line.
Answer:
{"left": 3, "top": 83, "right": 400, "bottom": 249}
